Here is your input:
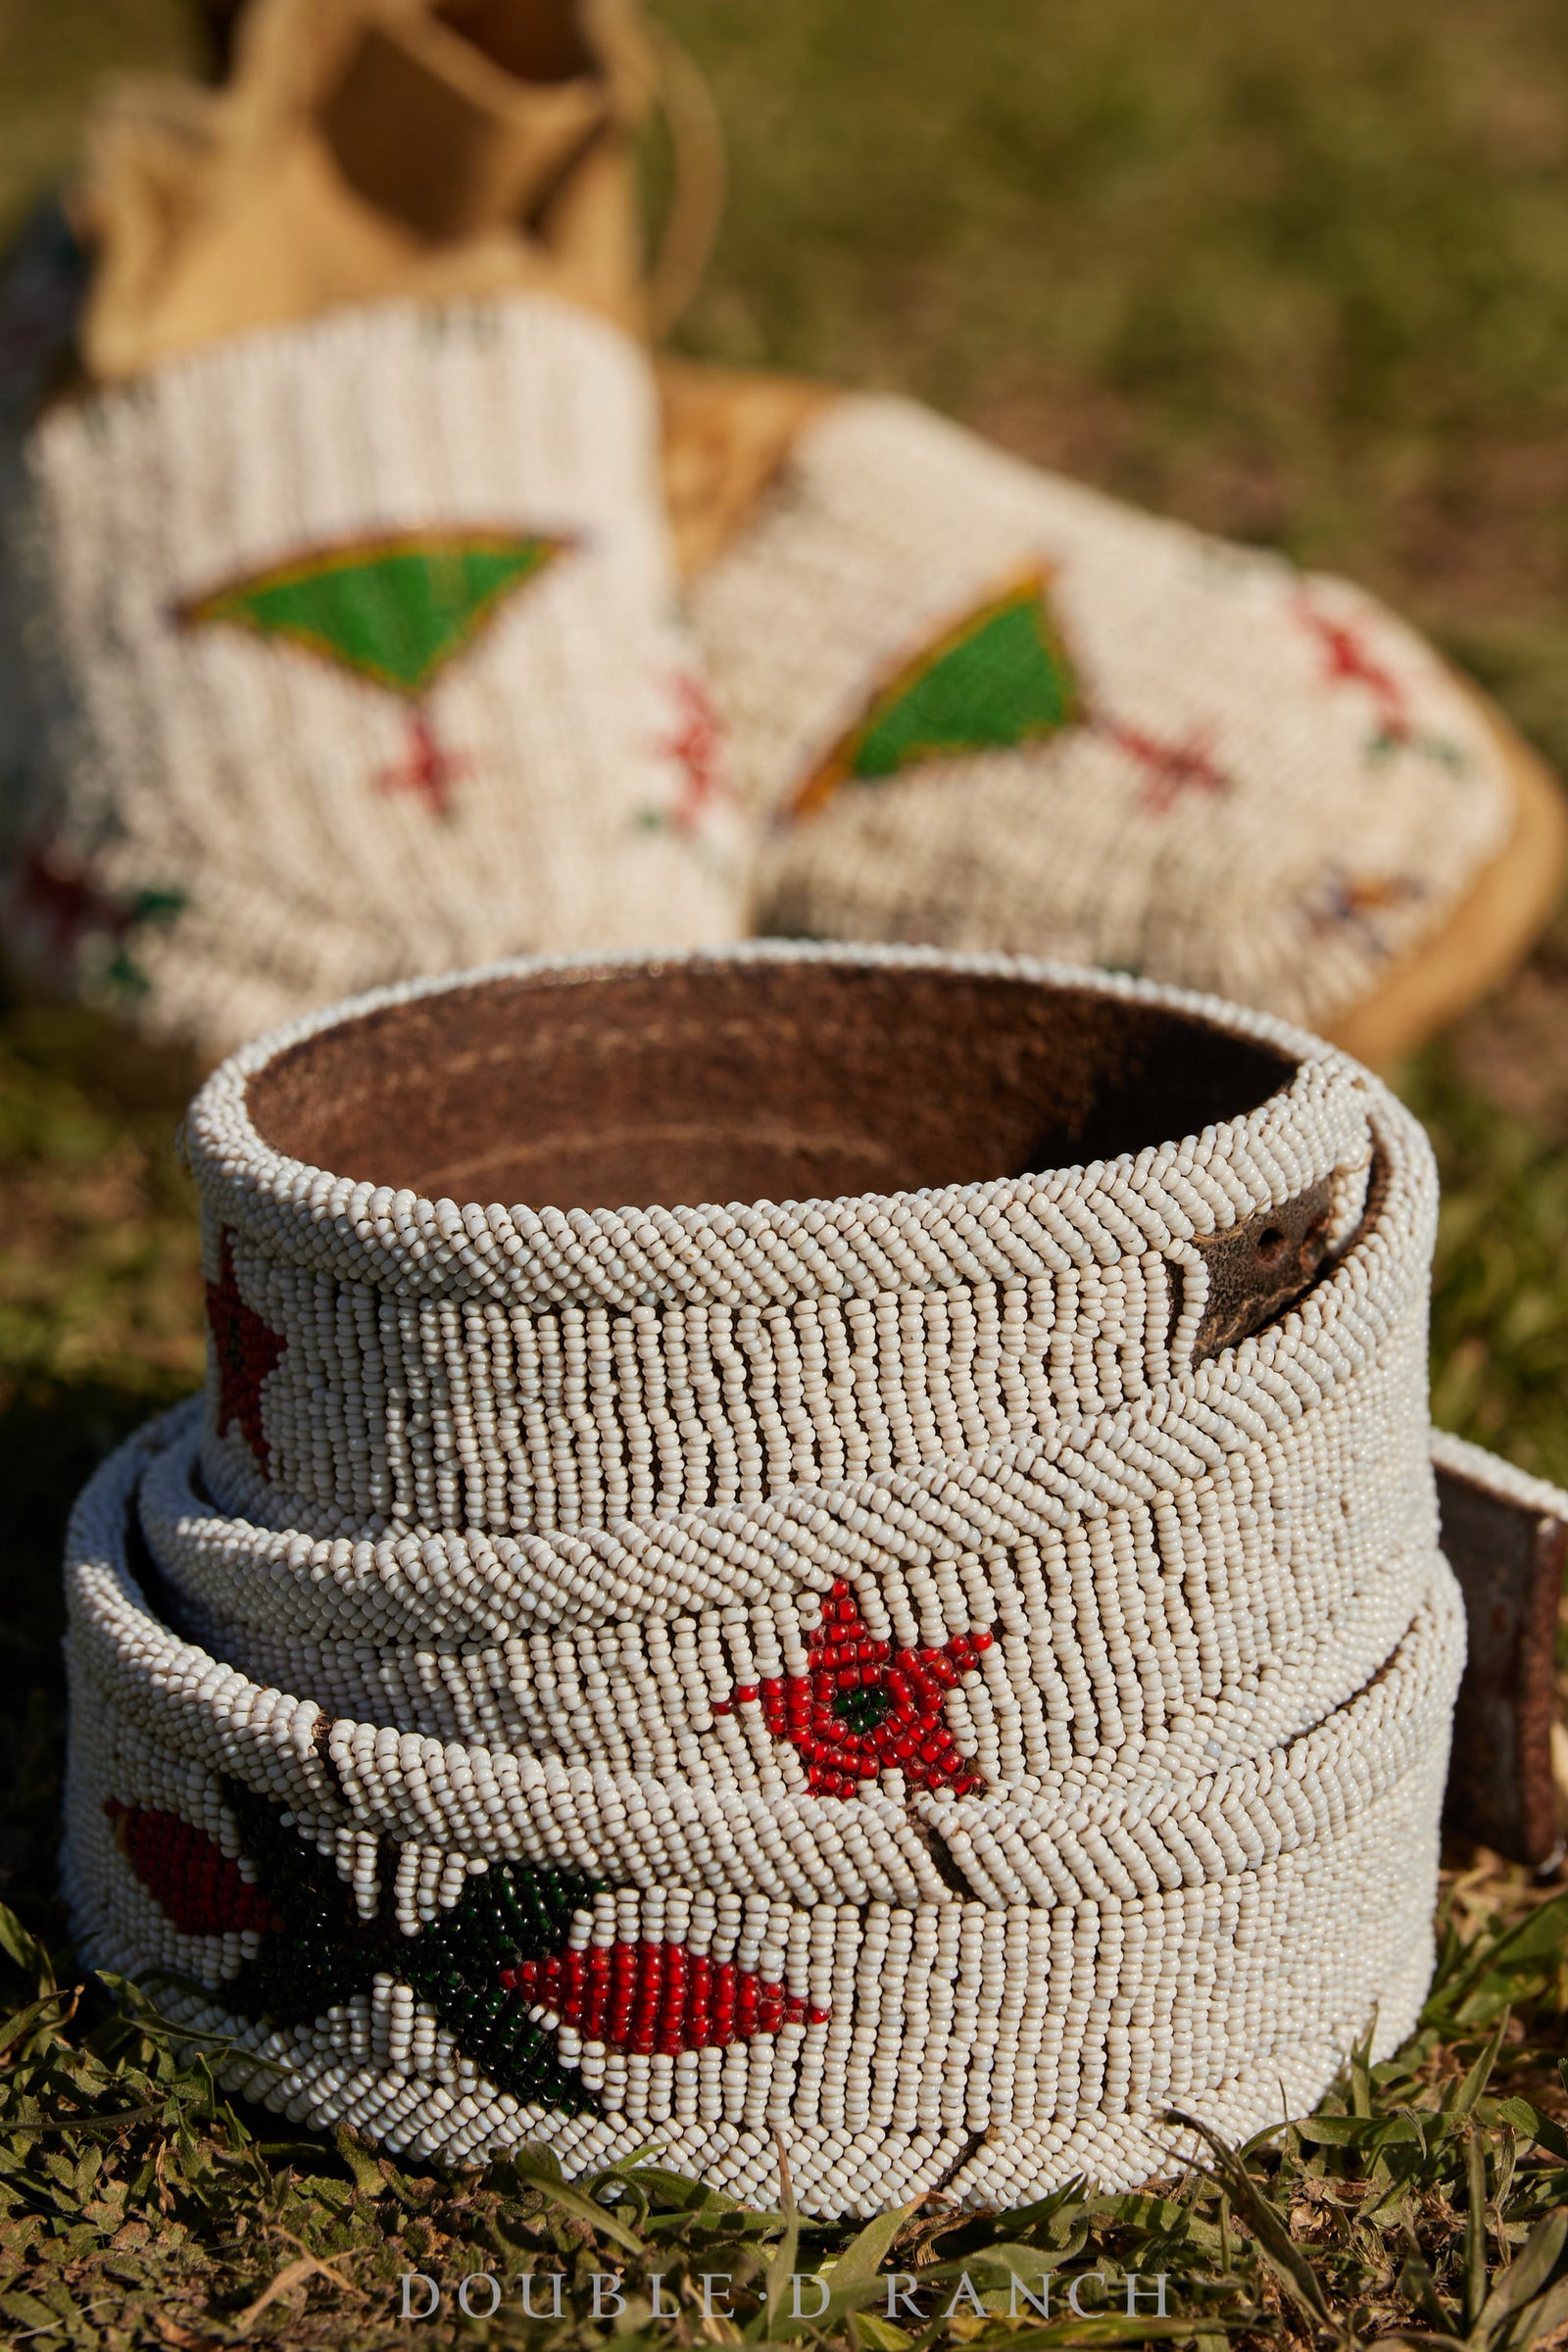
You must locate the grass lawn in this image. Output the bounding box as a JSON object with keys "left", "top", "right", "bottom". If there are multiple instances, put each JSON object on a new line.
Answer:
{"left": 1, "top": 0, "right": 1567, "bottom": 2342}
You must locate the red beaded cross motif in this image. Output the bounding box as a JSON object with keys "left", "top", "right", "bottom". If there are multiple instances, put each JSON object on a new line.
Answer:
{"left": 499, "top": 1942, "right": 816, "bottom": 2058}
{"left": 205, "top": 1229, "right": 286, "bottom": 1472}
{"left": 1295, "top": 597, "right": 1411, "bottom": 746}
{"left": 15, "top": 844, "right": 125, "bottom": 957}
{"left": 1102, "top": 717, "right": 1230, "bottom": 816}
{"left": 717, "top": 1580, "right": 989, "bottom": 1797}
{"left": 657, "top": 671, "right": 729, "bottom": 835}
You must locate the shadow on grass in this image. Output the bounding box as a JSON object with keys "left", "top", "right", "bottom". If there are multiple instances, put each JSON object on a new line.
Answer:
{"left": 0, "top": 1371, "right": 192, "bottom": 1938}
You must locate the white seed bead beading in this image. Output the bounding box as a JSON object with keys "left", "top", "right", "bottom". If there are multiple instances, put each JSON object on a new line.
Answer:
{"left": 690, "top": 395, "right": 1511, "bottom": 1033}
{"left": 63, "top": 946, "right": 1493, "bottom": 2214}
{"left": 146, "top": 1385, "right": 1437, "bottom": 1839}
{"left": 187, "top": 946, "right": 1383, "bottom": 1539}
{"left": 68, "top": 1417, "right": 1462, "bottom": 2210}
{"left": 1428, "top": 1428, "right": 1568, "bottom": 1522}
{"left": 80, "top": 1410, "right": 1461, "bottom": 1909}
{"left": 5, "top": 298, "right": 741, "bottom": 1057}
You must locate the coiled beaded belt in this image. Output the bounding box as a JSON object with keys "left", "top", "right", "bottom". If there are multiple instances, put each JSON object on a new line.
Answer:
{"left": 63, "top": 946, "right": 1546, "bottom": 2216}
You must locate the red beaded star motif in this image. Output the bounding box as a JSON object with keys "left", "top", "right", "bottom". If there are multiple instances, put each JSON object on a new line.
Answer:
{"left": 717, "top": 1581, "right": 990, "bottom": 1796}
{"left": 206, "top": 1229, "right": 286, "bottom": 1472}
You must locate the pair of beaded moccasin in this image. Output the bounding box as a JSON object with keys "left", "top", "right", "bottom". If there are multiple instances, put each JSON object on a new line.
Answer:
{"left": 1, "top": 0, "right": 1563, "bottom": 1073}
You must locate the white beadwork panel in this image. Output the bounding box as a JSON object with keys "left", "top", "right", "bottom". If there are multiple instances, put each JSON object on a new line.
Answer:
{"left": 64, "top": 950, "right": 1523, "bottom": 2215}
{"left": 691, "top": 397, "right": 1510, "bottom": 1032}
{"left": 5, "top": 300, "right": 741, "bottom": 1054}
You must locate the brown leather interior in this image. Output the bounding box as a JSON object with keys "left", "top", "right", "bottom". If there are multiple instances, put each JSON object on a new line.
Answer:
{"left": 244, "top": 960, "right": 1298, "bottom": 1210}
{"left": 436, "top": 0, "right": 597, "bottom": 81}
{"left": 1437, "top": 1462, "right": 1566, "bottom": 1867}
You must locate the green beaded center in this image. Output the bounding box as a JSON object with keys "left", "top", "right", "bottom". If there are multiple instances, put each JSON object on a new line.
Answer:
{"left": 833, "top": 1684, "right": 893, "bottom": 1736}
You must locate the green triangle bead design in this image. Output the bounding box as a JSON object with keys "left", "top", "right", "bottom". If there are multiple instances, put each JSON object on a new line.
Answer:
{"left": 176, "top": 529, "right": 569, "bottom": 698}
{"left": 790, "top": 565, "right": 1080, "bottom": 821}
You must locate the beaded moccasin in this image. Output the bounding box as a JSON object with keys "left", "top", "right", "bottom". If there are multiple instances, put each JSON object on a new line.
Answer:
{"left": 5, "top": 0, "right": 1561, "bottom": 1071}
{"left": 0, "top": 0, "right": 738, "bottom": 1065}
{"left": 61, "top": 946, "right": 1568, "bottom": 2213}
{"left": 1, "top": 295, "right": 738, "bottom": 1060}
{"left": 673, "top": 386, "right": 1566, "bottom": 1066}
